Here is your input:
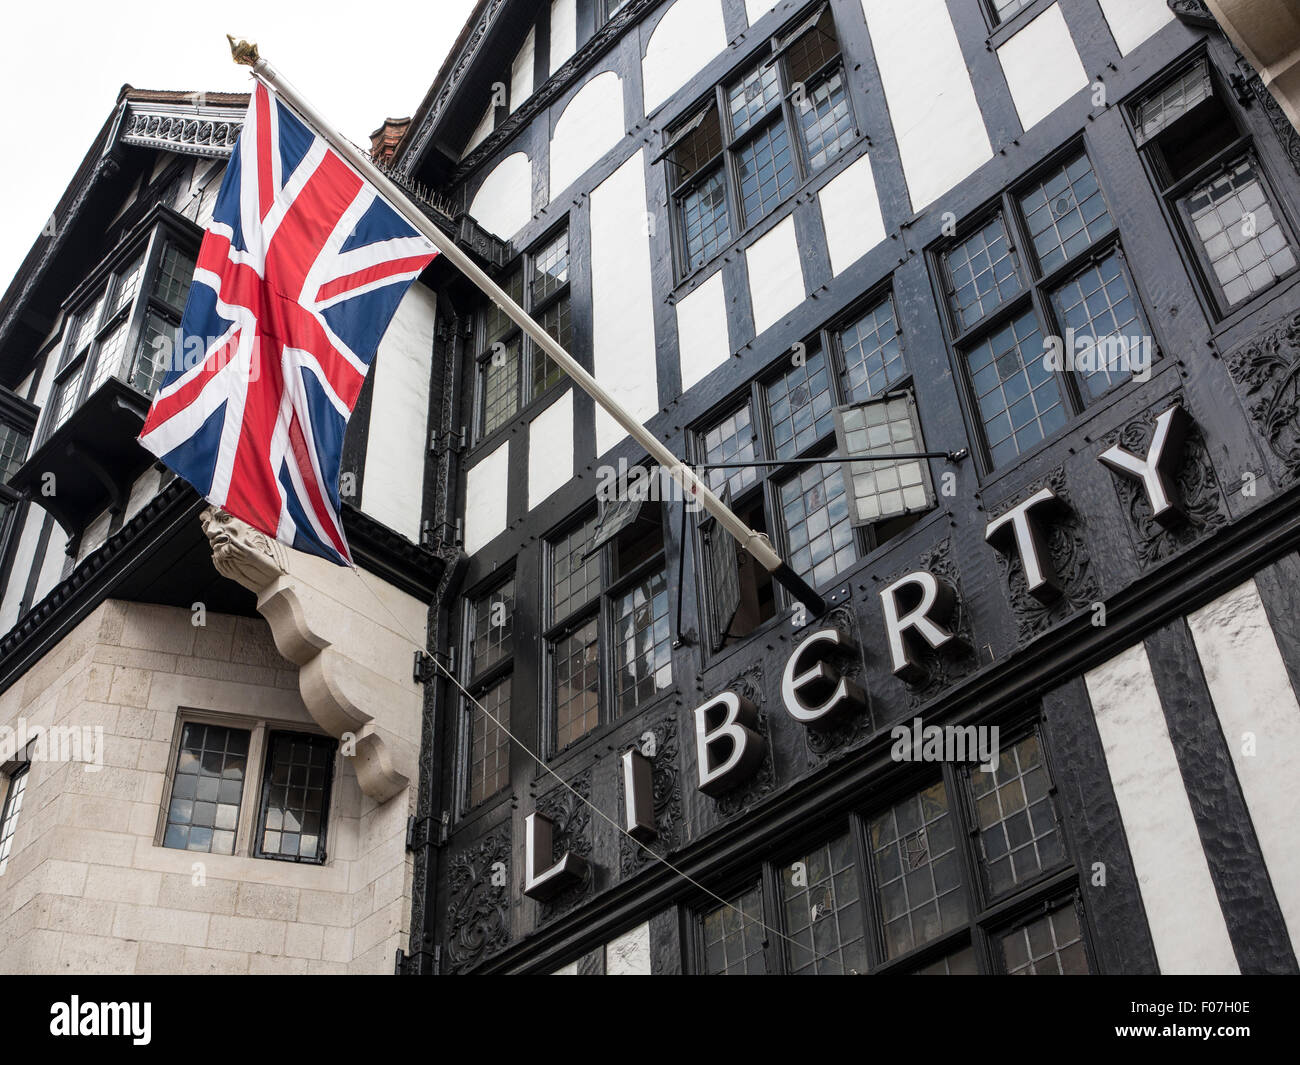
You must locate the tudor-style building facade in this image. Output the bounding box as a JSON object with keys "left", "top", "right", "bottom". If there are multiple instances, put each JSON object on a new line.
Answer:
{"left": 395, "top": 0, "right": 1300, "bottom": 975}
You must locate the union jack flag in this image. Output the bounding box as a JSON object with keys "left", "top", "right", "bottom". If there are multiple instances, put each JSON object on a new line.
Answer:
{"left": 139, "top": 82, "right": 438, "bottom": 565}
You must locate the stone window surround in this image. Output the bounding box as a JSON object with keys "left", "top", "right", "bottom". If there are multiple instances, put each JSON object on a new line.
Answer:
{"left": 155, "top": 708, "right": 340, "bottom": 865}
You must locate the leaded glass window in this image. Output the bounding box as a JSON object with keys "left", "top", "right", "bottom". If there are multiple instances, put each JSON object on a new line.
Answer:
{"left": 0, "top": 761, "right": 29, "bottom": 875}
{"left": 552, "top": 516, "right": 600, "bottom": 620}
{"left": 468, "top": 578, "right": 514, "bottom": 679}
{"left": 1018, "top": 153, "right": 1113, "bottom": 273}
{"left": 1000, "top": 898, "right": 1090, "bottom": 974}
{"left": 701, "top": 884, "right": 767, "bottom": 974}
{"left": 778, "top": 460, "right": 857, "bottom": 588}
{"left": 944, "top": 216, "right": 1021, "bottom": 330}
{"left": 971, "top": 734, "right": 1066, "bottom": 897}
{"left": 666, "top": 5, "right": 855, "bottom": 277}
{"left": 868, "top": 781, "right": 967, "bottom": 959}
{"left": 468, "top": 677, "right": 511, "bottom": 807}
{"left": 613, "top": 568, "right": 672, "bottom": 714}
{"left": 988, "top": 0, "right": 1033, "bottom": 25}
{"left": 765, "top": 348, "right": 836, "bottom": 460}
{"left": 0, "top": 423, "right": 31, "bottom": 484}
{"left": 163, "top": 723, "right": 250, "bottom": 855}
{"left": 836, "top": 392, "right": 933, "bottom": 526}
{"left": 840, "top": 295, "right": 906, "bottom": 402}
{"left": 1051, "top": 251, "right": 1148, "bottom": 399}
{"left": 700, "top": 403, "right": 758, "bottom": 499}
{"left": 554, "top": 618, "right": 600, "bottom": 749}
{"left": 255, "top": 732, "right": 335, "bottom": 863}
{"left": 780, "top": 833, "right": 868, "bottom": 975}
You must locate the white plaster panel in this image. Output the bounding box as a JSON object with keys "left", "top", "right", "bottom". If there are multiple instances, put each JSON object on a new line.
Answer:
{"left": 362, "top": 283, "right": 436, "bottom": 541}
{"left": 31, "top": 528, "right": 70, "bottom": 605}
{"left": 746, "top": 215, "right": 804, "bottom": 336}
{"left": 124, "top": 467, "right": 163, "bottom": 524}
{"left": 550, "top": 71, "right": 626, "bottom": 198}
{"left": 528, "top": 390, "right": 575, "bottom": 509}
{"left": 860, "top": 0, "right": 992, "bottom": 210}
{"left": 0, "top": 511, "right": 46, "bottom": 633}
{"left": 463, "top": 441, "right": 510, "bottom": 556}
{"left": 642, "top": 0, "right": 729, "bottom": 114}
{"left": 1098, "top": 0, "right": 1175, "bottom": 56}
{"left": 1188, "top": 579, "right": 1300, "bottom": 953}
{"left": 591, "top": 151, "right": 659, "bottom": 456}
{"left": 818, "top": 152, "right": 886, "bottom": 275}
{"left": 997, "top": 5, "right": 1089, "bottom": 131}
{"left": 510, "top": 27, "right": 536, "bottom": 114}
{"left": 469, "top": 152, "right": 533, "bottom": 240}
{"left": 676, "top": 270, "right": 730, "bottom": 392}
{"left": 463, "top": 104, "right": 495, "bottom": 160}
{"left": 551, "top": 0, "right": 578, "bottom": 74}
{"left": 1084, "top": 642, "right": 1240, "bottom": 974}
{"left": 745, "top": 0, "right": 776, "bottom": 26}
{"left": 606, "top": 922, "right": 652, "bottom": 975}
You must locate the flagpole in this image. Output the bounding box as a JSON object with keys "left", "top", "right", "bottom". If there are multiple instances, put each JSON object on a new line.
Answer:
{"left": 227, "top": 37, "right": 827, "bottom": 615}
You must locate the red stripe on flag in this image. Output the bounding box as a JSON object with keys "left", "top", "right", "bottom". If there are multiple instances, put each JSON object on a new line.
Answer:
{"left": 287, "top": 410, "right": 349, "bottom": 560}
{"left": 315, "top": 254, "right": 436, "bottom": 303}
{"left": 255, "top": 85, "right": 275, "bottom": 221}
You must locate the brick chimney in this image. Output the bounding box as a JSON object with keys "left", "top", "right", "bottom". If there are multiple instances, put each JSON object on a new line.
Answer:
{"left": 369, "top": 117, "right": 411, "bottom": 165}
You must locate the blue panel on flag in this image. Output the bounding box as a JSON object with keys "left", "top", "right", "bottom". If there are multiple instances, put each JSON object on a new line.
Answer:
{"left": 213, "top": 143, "right": 247, "bottom": 253}
{"left": 319, "top": 283, "right": 407, "bottom": 367}
{"left": 341, "top": 197, "right": 417, "bottom": 252}
{"left": 299, "top": 365, "right": 346, "bottom": 512}
{"left": 161, "top": 400, "right": 228, "bottom": 498}
{"left": 276, "top": 99, "right": 314, "bottom": 188}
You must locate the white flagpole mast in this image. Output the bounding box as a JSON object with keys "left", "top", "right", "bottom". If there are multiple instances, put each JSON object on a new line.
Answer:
{"left": 228, "top": 37, "right": 826, "bottom": 614}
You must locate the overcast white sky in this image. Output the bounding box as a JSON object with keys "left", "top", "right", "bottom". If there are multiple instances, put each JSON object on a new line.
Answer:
{"left": 0, "top": 0, "right": 480, "bottom": 287}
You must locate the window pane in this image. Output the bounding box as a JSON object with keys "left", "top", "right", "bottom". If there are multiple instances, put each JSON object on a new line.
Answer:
{"left": 701, "top": 403, "right": 758, "bottom": 499}
{"left": 945, "top": 216, "right": 1021, "bottom": 330}
{"left": 971, "top": 733, "right": 1067, "bottom": 897}
{"left": 1185, "top": 155, "right": 1297, "bottom": 308}
{"left": 1051, "top": 251, "right": 1147, "bottom": 400}
{"left": 912, "top": 946, "right": 978, "bottom": 974}
{"left": 480, "top": 335, "right": 521, "bottom": 436}
{"left": 112, "top": 253, "right": 146, "bottom": 315}
{"left": 964, "top": 309, "right": 1066, "bottom": 467}
{"left": 1018, "top": 154, "right": 1113, "bottom": 274}
{"left": 88, "top": 319, "right": 129, "bottom": 393}
{"left": 990, "top": 0, "right": 1032, "bottom": 24}
{"left": 133, "top": 313, "right": 179, "bottom": 397}
{"left": 737, "top": 120, "right": 797, "bottom": 224}
{"left": 257, "top": 732, "right": 334, "bottom": 862}
{"left": 781, "top": 832, "right": 868, "bottom": 975}
{"left": 672, "top": 104, "right": 725, "bottom": 185}
{"left": 784, "top": 6, "right": 841, "bottom": 87}
{"left": 468, "top": 578, "right": 514, "bottom": 678}
{"left": 680, "top": 168, "right": 732, "bottom": 270}
{"left": 532, "top": 295, "right": 571, "bottom": 399}
{"left": 553, "top": 616, "right": 600, "bottom": 749}
{"left": 0, "top": 764, "right": 30, "bottom": 874}
{"left": 701, "top": 884, "right": 766, "bottom": 974}
{"left": 796, "top": 68, "right": 853, "bottom": 173}
{"left": 729, "top": 61, "right": 782, "bottom": 137}
{"left": 468, "top": 677, "right": 511, "bottom": 807}
{"left": 613, "top": 568, "right": 672, "bottom": 714}
{"left": 552, "top": 515, "right": 601, "bottom": 621}
{"left": 1000, "top": 899, "right": 1090, "bottom": 974}
{"left": 0, "top": 423, "right": 32, "bottom": 483}
{"left": 71, "top": 291, "right": 106, "bottom": 356}
{"left": 1136, "top": 59, "right": 1212, "bottom": 141}
{"left": 837, "top": 394, "right": 932, "bottom": 525}
{"left": 156, "top": 244, "right": 196, "bottom": 310}
{"left": 840, "top": 295, "right": 907, "bottom": 402}
{"left": 778, "top": 461, "right": 858, "bottom": 588}
{"left": 766, "top": 347, "right": 836, "bottom": 459}
{"left": 868, "top": 781, "right": 967, "bottom": 959}
{"left": 163, "top": 723, "right": 249, "bottom": 856}
{"left": 50, "top": 366, "right": 85, "bottom": 433}
{"left": 482, "top": 270, "right": 525, "bottom": 351}
{"left": 532, "top": 229, "right": 569, "bottom": 304}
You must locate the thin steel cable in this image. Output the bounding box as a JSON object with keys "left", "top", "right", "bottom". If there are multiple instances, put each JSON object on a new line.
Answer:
{"left": 346, "top": 566, "right": 843, "bottom": 970}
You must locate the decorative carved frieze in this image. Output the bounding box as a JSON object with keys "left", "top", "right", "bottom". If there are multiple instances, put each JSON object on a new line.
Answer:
{"left": 988, "top": 468, "right": 1100, "bottom": 642}
{"left": 714, "top": 665, "right": 777, "bottom": 818}
{"left": 1227, "top": 310, "right": 1300, "bottom": 480}
{"left": 1100, "top": 398, "right": 1228, "bottom": 568}
{"left": 618, "top": 714, "right": 682, "bottom": 876}
{"left": 122, "top": 106, "right": 242, "bottom": 158}
{"left": 804, "top": 604, "right": 874, "bottom": 759}
{"left": 536, "top": 768, "right": 595, "bottom": 921}
{"left": 444, "top": 827, "right": 512, "bottom": 973}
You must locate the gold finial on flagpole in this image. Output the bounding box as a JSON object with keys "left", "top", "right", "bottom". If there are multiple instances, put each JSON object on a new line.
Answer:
{"left": 227, "top": 35, "right": 260, "bottom": 67}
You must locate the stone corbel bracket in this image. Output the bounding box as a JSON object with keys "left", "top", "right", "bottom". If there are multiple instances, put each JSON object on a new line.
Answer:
{"left": 200, "top": 506, "right": 414, "bottom": 803}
